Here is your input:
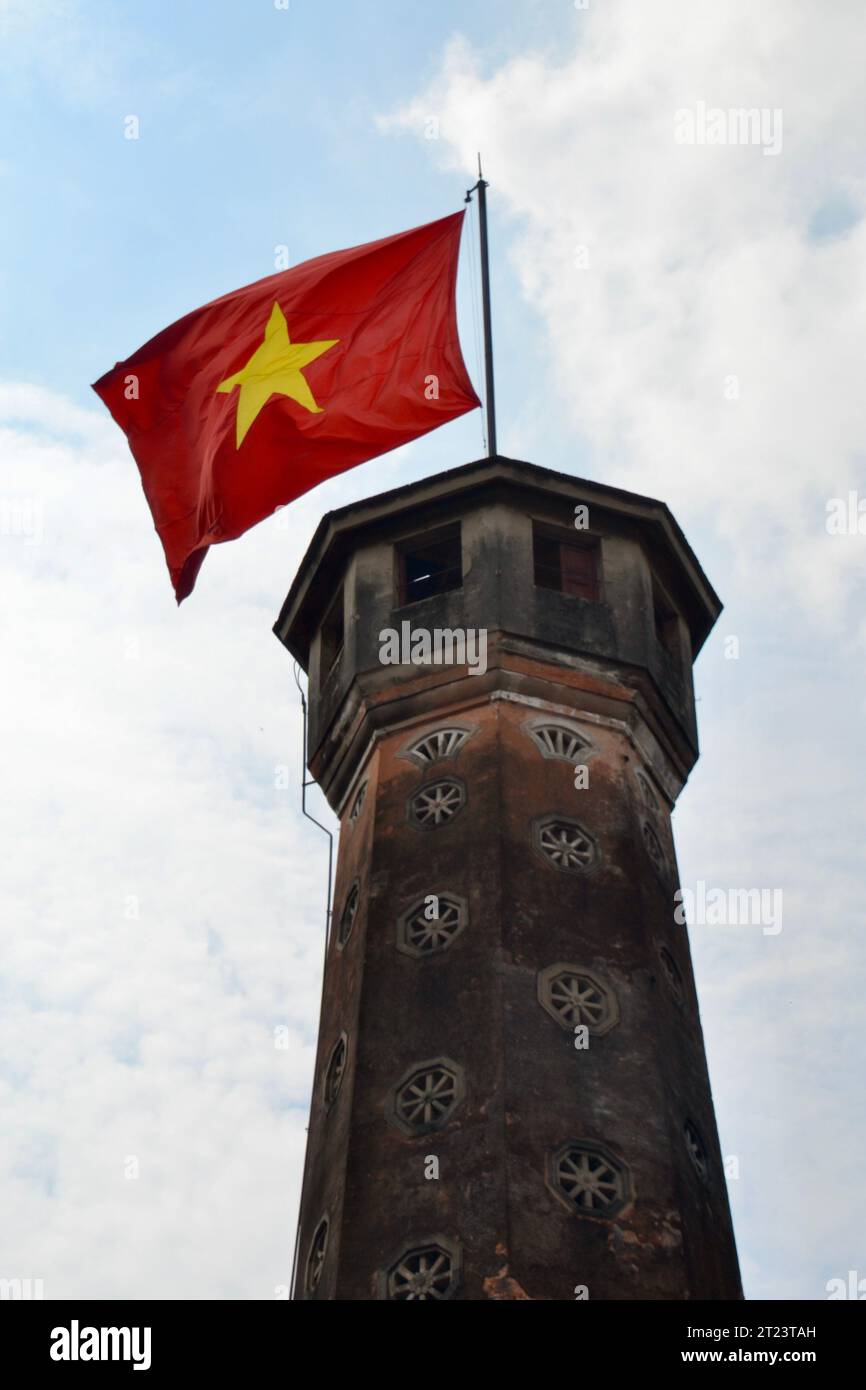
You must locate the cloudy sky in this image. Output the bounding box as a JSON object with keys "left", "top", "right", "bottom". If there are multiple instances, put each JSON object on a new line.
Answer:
{"left": 2, "top": 0, "right": 864, "bottom": 1300}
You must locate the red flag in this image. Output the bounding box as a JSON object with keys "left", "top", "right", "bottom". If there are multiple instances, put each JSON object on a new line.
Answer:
{"left": 92, "top": 213, "right": 479, "bottom": 601}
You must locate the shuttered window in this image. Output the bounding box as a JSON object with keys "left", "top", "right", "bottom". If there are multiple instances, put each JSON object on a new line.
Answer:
{"left": 533, "top": 524, "right": 600, "bottom": 601}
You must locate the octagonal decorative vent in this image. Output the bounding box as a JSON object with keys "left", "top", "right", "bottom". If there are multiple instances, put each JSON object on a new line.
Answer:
{"left": 533, "top": 815, "right": 597, "bottom": 872}
{"left": 337, "top": 880, "right": 360, "bottom": 948}
{"left": 406, "top": 727, "right": 471, "bottom": 766}
{"left": 398, "top": 893, "right": 467, "bottom": 957}
{"left": 635, "top": 768, "right": 660, "bottom": 815}
{"left": 323, "top": 1032, "right": 347, "bottom": 1110}
{"left": 348, "top": 781, "right": 367, "bottom": 823}
{"left": 684, "top": 1120, "right": 709, "bottom": 1182}
{"left": 305, "top": 1216, "right": 329, "bottom": 1296}
{"left": 658, "top": 944, "right": 685, "bottom": 1006}
{"left": 390, "top": 1057, "right": 465, "bottom": 1136}
{"left": 527, "top": 720, "right": 590, "bottom": 764}
{"left": 408, "top": 778, "right": 465, "bottom": 829}
{"left": 538, "top": 964, "right": 619, "bottom": 1036}
{"left": 642, "top": 820, "right": 666, "bottom": 877}
{"left": 382, "top": 1237, "right": 461, "bottom": 1301}
{"left": 549, "top": 1141, "right": 631, "bottom": 1218}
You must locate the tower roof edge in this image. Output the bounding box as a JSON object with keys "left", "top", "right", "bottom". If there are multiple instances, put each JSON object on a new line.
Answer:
{"left": 274, "top": 454, "right": 722, "bottom": 667}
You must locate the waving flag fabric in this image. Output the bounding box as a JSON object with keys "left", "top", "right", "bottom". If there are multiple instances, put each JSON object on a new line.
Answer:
{"left": 92, "top": 212, "right": 479, "bottom": 601}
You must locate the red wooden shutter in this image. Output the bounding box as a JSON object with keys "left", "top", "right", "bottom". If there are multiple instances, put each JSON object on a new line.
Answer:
{"left": 560, "top": 543, "right": 598, "bottom": 600}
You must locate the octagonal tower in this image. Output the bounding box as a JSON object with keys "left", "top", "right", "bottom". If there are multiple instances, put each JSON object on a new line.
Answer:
{"left": 275, "top": 455, "right": 741, "bottom": 1301}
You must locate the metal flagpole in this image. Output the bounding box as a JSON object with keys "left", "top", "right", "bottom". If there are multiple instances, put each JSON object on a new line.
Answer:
{"left": 465, "top": 154, "right": 497, "bottom": 458}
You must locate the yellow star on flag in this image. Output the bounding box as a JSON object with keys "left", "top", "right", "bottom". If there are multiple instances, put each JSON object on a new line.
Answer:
{"left": 216, "top": 302, "right": 338, "bottom": 447}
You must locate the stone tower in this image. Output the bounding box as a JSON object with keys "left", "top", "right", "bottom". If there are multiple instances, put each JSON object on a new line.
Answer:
{"left": 275, "top": 455, "right": 741, "bottom": 1301}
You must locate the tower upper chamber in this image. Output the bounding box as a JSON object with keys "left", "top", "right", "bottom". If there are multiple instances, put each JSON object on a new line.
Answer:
{"left": 276, "top": 455, "right": 741, "bottom": 1301}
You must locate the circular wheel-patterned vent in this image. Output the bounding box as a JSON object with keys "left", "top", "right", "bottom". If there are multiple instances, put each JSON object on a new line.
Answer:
{"left": 549, "top": 1142, "right": 631, "bottom": 1219}
{"left": 538, "top": 965, "right": 619, "bottom": 1036}
{"left": 398, "top": 894, "right": 467, "bottom": 958}
{"left": 642, "top": 820, "right": 666, "bottom": 877}
{"left": 635, "top": 768, "right": 661, "bottom": 815}
{"left": 305, "top": 1216, "right": 329, "bottom": 1296}
{"left": 658, "top": 945, "right": 685, "bottom": 1006}
{"left": 323, "top": 1033, "right": 347, "bottom": 1109}
{"left": 385, "top": 1241, "right": 460, "bottom": 1301}
{"left": 391, "top": 1057, "right": 465, "bottom": 1135}
{"left": 534, "top": 816, "right": 597, "bottom": 872}
{"left": 684, "top": 1120, "right": 709, "bottom": 1182}
{"left": 408, "top": 778, "right": 465, "bottom": 829}
{"left": 337, "top": 881, "right": 360, "bottom": 948}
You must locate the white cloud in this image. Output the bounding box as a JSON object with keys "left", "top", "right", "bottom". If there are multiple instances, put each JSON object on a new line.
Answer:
{"left": 0, "top": 382, "right": 337, "bottom": 1297}
{"left": 381, "top": 1, "right": 866, "bottom": 630}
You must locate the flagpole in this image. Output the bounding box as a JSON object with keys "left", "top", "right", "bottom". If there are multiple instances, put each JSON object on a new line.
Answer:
{"left": 465, "top": 155, "right": 497, "bottom": 458}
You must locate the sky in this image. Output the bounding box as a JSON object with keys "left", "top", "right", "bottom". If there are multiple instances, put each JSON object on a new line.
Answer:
{"left": 1, "top": 0, "right": 864, "bottom": 1300}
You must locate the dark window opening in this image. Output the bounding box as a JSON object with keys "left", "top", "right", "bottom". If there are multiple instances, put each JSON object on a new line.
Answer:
{"left": 319, "top": 587, "right": 344, "bottom": 686}
{"left": 396, "top": 525, "right": 462, "bottom": 606}
{"left": 652, "top": 580, "right": 680, "bottom": 659}
{"left": 533, "top": 524, "right": 601, "bottom": 602}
